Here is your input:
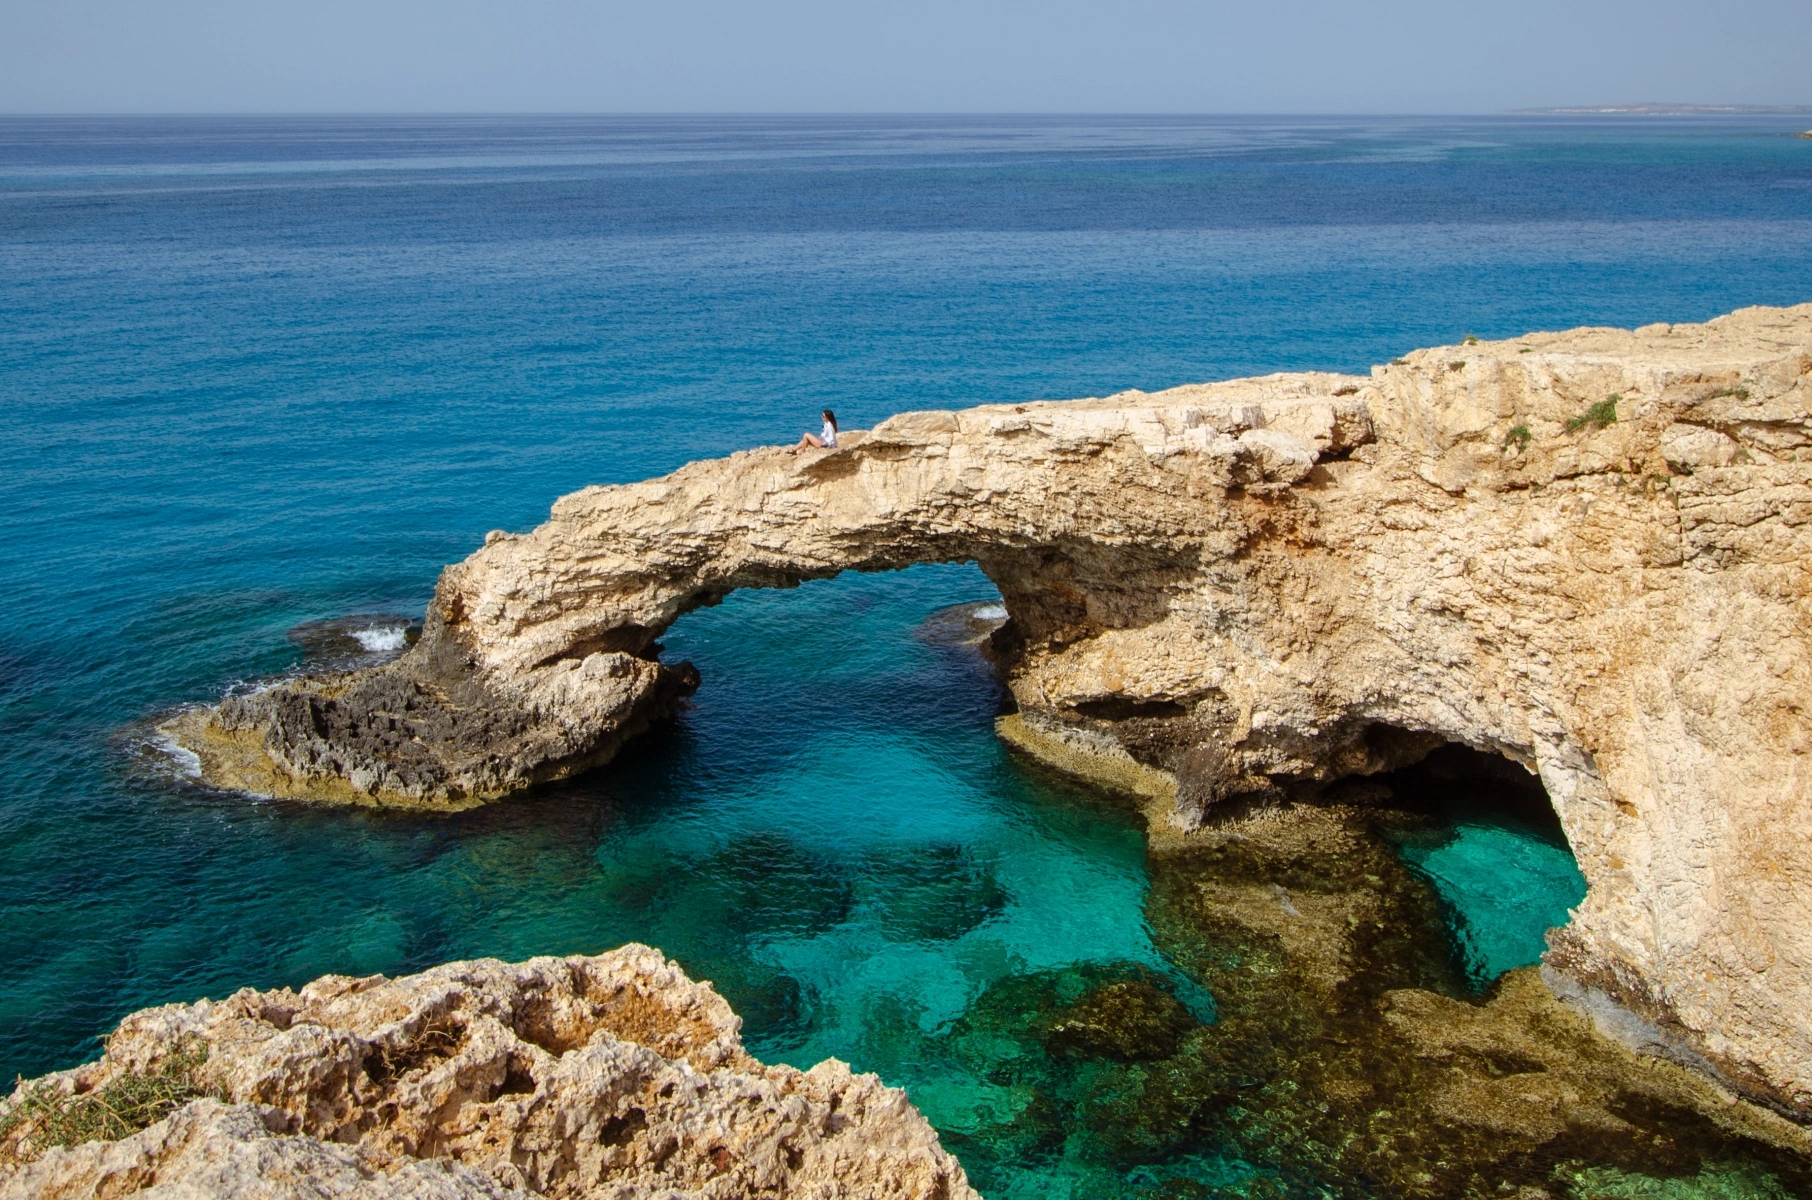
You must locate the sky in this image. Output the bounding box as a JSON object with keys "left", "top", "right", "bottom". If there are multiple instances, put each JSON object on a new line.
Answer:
{"left": 1, "top": 0, "right": 1809, "bottom": 114}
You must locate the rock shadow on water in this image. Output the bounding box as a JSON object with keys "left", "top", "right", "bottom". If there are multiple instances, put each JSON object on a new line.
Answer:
{"left": 1360, "top": 744, "right": 1590, "bottom": 992}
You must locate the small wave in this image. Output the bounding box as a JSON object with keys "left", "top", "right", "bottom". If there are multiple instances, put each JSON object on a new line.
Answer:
{"left": 916, "top": 599, "right": 1011, "bottom": 647}
{"left": 152, "top": 731, "right": 204, "bottom": 779}
{"left": 352, "top": 626, "right": 409, "bottom": 653}
{"left": 287, "top": 613, "right": 419, "bottom": 668}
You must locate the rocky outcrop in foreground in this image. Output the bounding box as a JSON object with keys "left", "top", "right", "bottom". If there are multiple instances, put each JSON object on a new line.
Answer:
{"left": 0, "top": 946, "right": 975, "bottom": 1200}
{"left": 165, "top": 306, "right": 1812, "bottom": 1116}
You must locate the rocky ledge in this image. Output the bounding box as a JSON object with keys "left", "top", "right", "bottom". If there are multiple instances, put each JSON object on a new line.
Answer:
{"left": 165, "top": 305, "right": 1812, "bottom": 1117}
{"left": 0, "top": 946, "right": 975, "bottom": 1199}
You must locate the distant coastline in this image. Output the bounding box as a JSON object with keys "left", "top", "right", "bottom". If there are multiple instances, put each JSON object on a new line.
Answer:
{"left": 1510, "top": 103, "right": 1812, "bottom": 115}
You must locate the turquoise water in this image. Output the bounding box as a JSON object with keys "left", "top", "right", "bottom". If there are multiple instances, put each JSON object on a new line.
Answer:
{"left": 1400, "top": 822, "right": 1589, "bottom": 987}
{"left": 4, "top": 115, "right": 1811, "bottom": 1194}
{"left": 1381, "top": 747, "right": 1592, "bottom": 990}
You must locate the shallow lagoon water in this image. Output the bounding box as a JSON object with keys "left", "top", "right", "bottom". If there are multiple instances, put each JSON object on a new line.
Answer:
{"left": 4, "top": 114, "right": 1811, "bottom": 1195}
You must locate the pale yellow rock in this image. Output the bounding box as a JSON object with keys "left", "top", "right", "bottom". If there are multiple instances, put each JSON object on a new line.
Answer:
{"left": 0, "top": 946, "right": 976, "bottom": 1200}
{"left": 172, "top": 305, "right": 1812, "bottom": 1116}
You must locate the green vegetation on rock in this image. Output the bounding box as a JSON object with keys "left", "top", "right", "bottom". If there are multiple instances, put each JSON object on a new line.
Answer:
{"left": 0, "top": 1036, "right": 218, "bottom": 1164}
{"left": 1566, "top": 396, "right": 1619, "bottom": 432}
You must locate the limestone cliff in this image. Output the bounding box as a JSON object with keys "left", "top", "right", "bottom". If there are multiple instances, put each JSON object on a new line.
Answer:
{"left": 165, "top": 305, "right": 1812, "bottom": 1117}
{"left": 0, "top": 946, "right": 976, "bottom": 1199}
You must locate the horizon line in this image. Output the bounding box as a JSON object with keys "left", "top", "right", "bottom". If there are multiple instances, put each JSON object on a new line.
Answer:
{"left": 2, "top": 107, "right": 1810, "bottom": 120}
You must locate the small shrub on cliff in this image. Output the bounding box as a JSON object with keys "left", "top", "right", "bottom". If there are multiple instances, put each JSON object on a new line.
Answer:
{"left": 1707, "top": 385, "right": 1751, "bottom": 400}
{"left": 0, "top": 1036, "right": 218, "bottom": 1164}
{"left": 1565, "top": 396, "right": 1618, "bottom": 433}
{"left": 1448, "top": 360, "right": 1466, "bottom": 371}
{"left": 1503, "top": 425, "right": 1533, "bottom": 452}
{"left": 1463, "top": 334, "right": 1479, "bottom": 345}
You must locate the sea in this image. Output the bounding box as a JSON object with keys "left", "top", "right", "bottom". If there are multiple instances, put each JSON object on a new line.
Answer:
{"left": 2, "top": 114, "right": 1810, "bottom": 1197}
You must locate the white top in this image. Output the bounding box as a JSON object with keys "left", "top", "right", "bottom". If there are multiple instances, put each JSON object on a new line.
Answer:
{"left": 821, "top": 421, "right": 838, "bottom": 448}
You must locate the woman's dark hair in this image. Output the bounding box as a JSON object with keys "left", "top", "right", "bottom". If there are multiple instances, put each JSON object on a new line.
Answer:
{"left": 822, "top": 409, "right": 837, "bottom": 430}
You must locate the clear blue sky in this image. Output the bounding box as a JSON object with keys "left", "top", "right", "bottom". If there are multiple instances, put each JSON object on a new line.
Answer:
{"left": 2, "top": 0, "right": 1809, "bottom": 114}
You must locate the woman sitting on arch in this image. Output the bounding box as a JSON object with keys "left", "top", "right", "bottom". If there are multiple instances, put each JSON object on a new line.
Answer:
{"left": 791, "top": 409, "right": 838, "bottom": 452}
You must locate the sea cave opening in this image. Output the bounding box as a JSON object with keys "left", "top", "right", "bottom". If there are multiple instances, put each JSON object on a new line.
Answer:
{"left": 1345, "top": 734, "right": 1587, "bottom": 993}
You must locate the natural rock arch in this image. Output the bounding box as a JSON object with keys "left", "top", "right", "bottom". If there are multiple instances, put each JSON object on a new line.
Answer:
{"left": 167, "top": 306, "right": 1812, "bottom": 1117}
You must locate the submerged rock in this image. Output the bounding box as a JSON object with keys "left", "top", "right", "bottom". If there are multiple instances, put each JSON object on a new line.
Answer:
{"left": 1142, "top": 797, "right": 1812, "bottom": 1199}
{"left": 0, "top": 946, "right": 976, "bottom": 1200}
{"left": 163, "top": 305, "right": 1812, "bottom": 1115}
{"left": 1042, "top": 977, "right": 1199, "bottom": 1063}
{"left": 934, "top": 791, "right": 1811, "bottom": 1196}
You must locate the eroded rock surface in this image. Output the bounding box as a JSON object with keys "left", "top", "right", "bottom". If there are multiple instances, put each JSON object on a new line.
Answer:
{"left": 0, "top": 946, "right": 975, "bottom": 1200}
{"left": 167, "top": 305, "right": 1812, "bottom": 1115}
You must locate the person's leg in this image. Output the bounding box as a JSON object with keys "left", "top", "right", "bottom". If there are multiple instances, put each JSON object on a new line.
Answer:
{"left": 793, "top": 432, "right": 824, "bottom": 452}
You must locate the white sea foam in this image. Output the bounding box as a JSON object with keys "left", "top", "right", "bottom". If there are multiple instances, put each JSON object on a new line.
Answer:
{"left": 353, "top": 626, "right": 409, "bottom": 653}
{"left": 973, "top": 604, "right": 1008, "bottom": 621}
{"left": 150, "top": 730, "right": 203, "bottom": 780}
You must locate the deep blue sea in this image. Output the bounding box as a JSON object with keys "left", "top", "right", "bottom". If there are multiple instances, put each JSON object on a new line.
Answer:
{"left": 3, "top": 115, "right": 1810, "bottom": 1197}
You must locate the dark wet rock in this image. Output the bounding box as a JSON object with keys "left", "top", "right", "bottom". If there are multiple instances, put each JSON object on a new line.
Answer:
{"left": 162, "top": 644, "right": 699, "bottom": 809}
{"left": 915, "top": 601, "right": 1010, "bottom": 648}
{"left": 936, "top": 964, "right": 1230, "bottom": 1186}
{"left": 928, "top": 781, "right": 1810, "bottom": 1197}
